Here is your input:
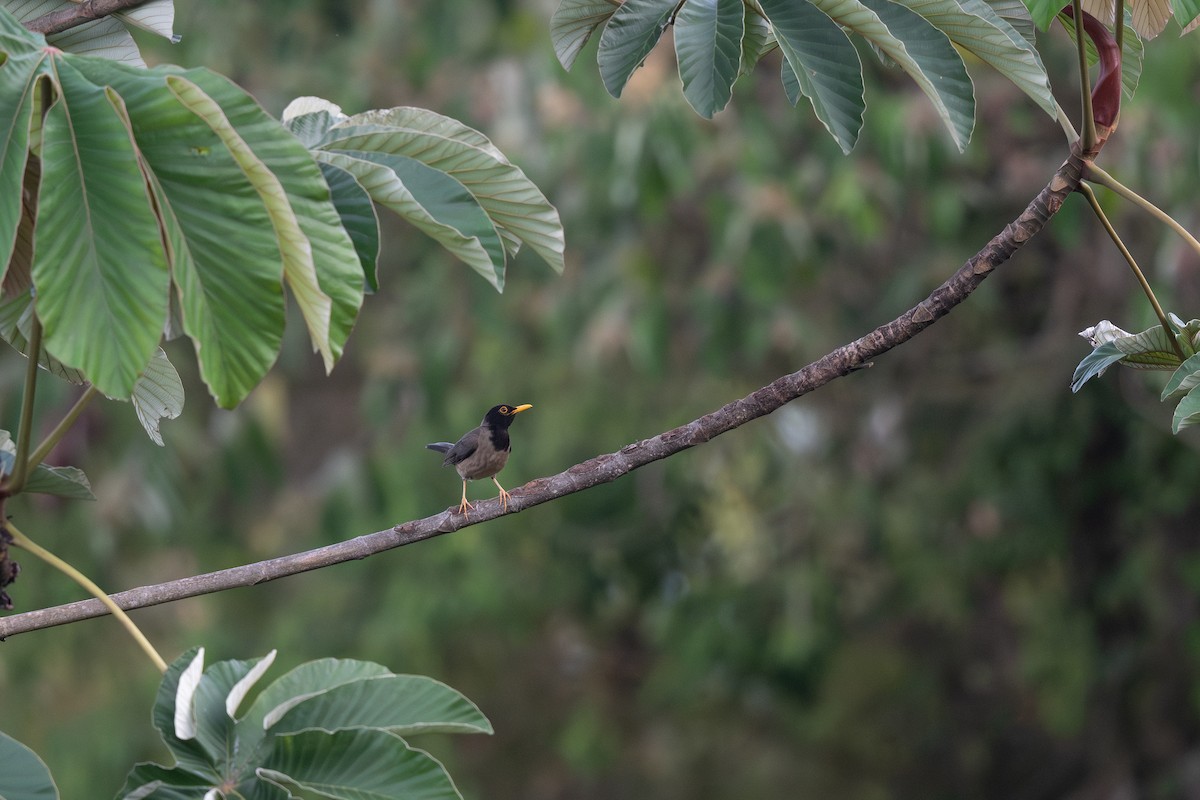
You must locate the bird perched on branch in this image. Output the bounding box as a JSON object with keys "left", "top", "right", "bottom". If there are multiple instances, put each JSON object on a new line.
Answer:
{"left": 426, "top": 403, "right": 532, "bottom": 515}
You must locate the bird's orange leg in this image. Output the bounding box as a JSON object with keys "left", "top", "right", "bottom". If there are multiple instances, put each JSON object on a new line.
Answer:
{"left": 458, "top": 481, "right": 475, "bottom": 516}
{"left": 492, "top": 477, "right": 511, "bottom": 512}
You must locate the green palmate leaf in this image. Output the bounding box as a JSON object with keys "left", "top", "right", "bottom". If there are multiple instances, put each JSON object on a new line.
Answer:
{"left": 124, "top": 654, "right": 489, "bottom": 800}
{"left": 35, "top": 58, "right": 170, "bottom": 400}
{"left": 64, "top": 58, "right": 364, "bottom": 408}
{"left": 130, "top": 348, "right": 185, "bottom": 447}
{"left": 260, "top": 730, "right": 463, "bottom": 800}
{"left": 906, "top": 0, "right": 1057, "bottom": 117}
{"left": 759, "top": 0, "right": 865, "bottom": 153}
{"left": 76, "top": 63, "right": 283, "bottom": 409}
{"left": 319, "top": 161, "right": 380, "bottom": 293}
{"left": 0, "top": 730, "right": 59, "bottom": 800}
{"left": 1172, "top": 385, "right": 1200, "bottom": 433}
{"left": 269, "top": 674, "right": 493, "bottom": 737}
{"left": 323, "top": 107, "right": 565, "bottom": 274}
{"left": 852, "top": 0, "right": 976, "bottom": 150}
{"left": 596, "top": 0, "right": 677, "bottom": 97}
{"left": 551, "top": 0, "right": 619, "bottom": 70}
{"left": 675, "top": 0, "right": 745, "bottom": 118}
{"left": 316, "top": 149, "right": 507, "bottom": 290}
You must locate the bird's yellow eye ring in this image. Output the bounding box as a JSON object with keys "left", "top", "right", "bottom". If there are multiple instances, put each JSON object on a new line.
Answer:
{"left": 499, "top": 406, "right": 509, "bottom": 414}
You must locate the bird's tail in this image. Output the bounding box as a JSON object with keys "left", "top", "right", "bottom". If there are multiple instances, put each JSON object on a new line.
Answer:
{"left": 426, "top": 442, "right": 454, "bottom": 454}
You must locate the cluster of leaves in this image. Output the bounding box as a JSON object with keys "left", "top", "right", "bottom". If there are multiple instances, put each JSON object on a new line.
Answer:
{"left": 549, "top": 0, "right": 1172, "bottom": 153}
{"left": 0, "top": 649, "right": 493, "bottom": 799}
{"left": 0, "top": 4, "right": 564, "bottom": 431}
{"left": 1073, "top": 316, "right": 1200, "bottom": 431}
{"left": 552, "top": 0, "right": 1058, "bottom": 152}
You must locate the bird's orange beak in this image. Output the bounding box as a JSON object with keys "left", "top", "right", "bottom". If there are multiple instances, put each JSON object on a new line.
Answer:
{"left": 511, "top": 404, "right": 533, "bottom": 414}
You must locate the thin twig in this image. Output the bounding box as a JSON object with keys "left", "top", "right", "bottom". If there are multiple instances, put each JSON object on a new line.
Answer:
{"left": 0, "top": 140, "right": 1094, "bottom": 641}
{"left": 26, "top": 385, "right": 99, "bottom": 471}
{"left": 1114, "top": 0, "right": 1125, "bottom": 69}
{"left": 1086, "top": 164, "right": 1200, "bottom": 262}
{"left": 4, "top": 519, "right": 166, "bottom": 671}
{"left": 1071, "top": 0, "right": 1098, "bottom": 150}
{"left": 1078, "top": 183, "right": 1185, "bottom": 360}
{"left": 5, "top": 318, "right": 43, "bottom": 496}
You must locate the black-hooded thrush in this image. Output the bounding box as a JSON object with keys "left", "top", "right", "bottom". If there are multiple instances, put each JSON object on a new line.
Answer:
{"left": 426, "top": 403, "right": 532, "bottom": 515}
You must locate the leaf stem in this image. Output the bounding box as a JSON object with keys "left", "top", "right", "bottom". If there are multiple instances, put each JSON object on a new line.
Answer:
{"left": 1078, "top": 182, "right": 1185, "bottom": 360}
{"left": 1071, "top": 0, "right": 1098, "bottom": 150}
{"left": 1114, "top": 0, "right": 1125, "bottom": 63}
{"left": 1085, "top": 164, "right": 1200, "bottom": 262}
{"left": 26, "top": 385, "right": 99, "bottom": 472}
{"left": 4, "top": 518, "right": 167, "bottom": 673}
{"left": 6, "top": 317, "right": 43, "bottom": 496}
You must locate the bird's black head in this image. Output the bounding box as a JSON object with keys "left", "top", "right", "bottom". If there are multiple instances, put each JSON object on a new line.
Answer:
{"left": 483, "top": 403, "right": 532, "bottom": 429}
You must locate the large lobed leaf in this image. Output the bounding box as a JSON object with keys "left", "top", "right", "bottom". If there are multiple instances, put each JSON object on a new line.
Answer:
{"left": 118, "top": 651, "right": 491, "bottom": 800}
{"left": 286, "top": 102, "right": 565, "bottom": 292}
{"left": 0, "top": 6, "right": 367, "bottom": 409}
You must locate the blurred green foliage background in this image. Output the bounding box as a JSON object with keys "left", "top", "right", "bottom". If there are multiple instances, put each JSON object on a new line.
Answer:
{"left": 4, "top": 0, "right": 1200, "bottom": 797}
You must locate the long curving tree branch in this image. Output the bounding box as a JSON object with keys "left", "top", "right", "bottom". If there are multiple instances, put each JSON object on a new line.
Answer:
{"left": 0, "top": 138, "right": 1097, "bottom": 641}
{"left": 23, "top": 0, "right": 156, "bottom": 36}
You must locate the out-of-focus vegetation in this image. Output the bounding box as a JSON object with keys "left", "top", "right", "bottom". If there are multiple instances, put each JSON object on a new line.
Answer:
{"left": 3, "top": 1, "right": 1200, "bottom": 797}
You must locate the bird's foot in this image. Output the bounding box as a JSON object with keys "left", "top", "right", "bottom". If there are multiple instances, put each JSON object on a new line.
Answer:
{"left": 457, "top": 498, "right": 475, "bottom": 516}
{"left": 497, "top": 487, "right": 512, "bottom": 513}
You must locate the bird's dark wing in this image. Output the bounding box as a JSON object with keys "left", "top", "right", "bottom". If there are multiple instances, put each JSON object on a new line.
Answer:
{"left": 439, "top": 426, "right": 481, "bottom": 467}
